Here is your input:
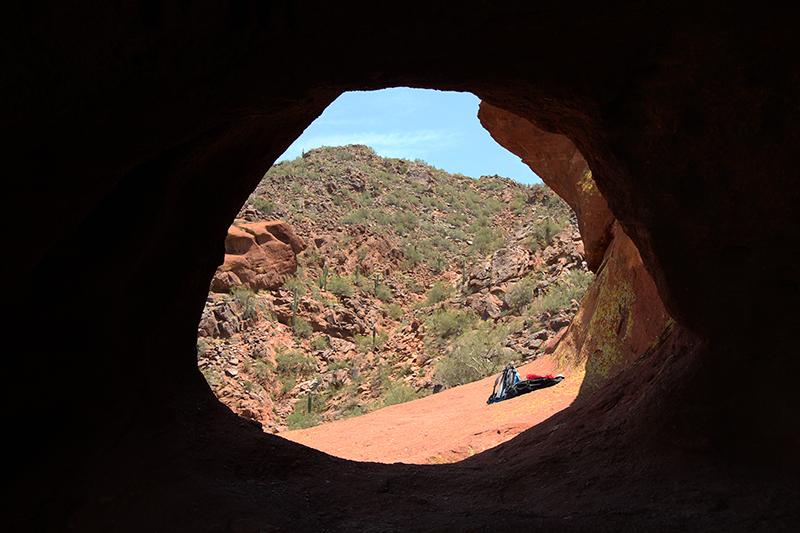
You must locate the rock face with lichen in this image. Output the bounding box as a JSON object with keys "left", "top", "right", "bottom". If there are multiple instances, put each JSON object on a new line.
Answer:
{"left": 479, "top": 102, "right": 670, "bottom": 390}
{"left": 553, "top": 223, "right": 670, "bottom": 392}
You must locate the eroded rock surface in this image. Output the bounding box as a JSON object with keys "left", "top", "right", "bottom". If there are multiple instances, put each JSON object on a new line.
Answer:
{"left": 479, "top": 103, "right": 671, "bottom": 392}
{"left": 479, "top": 102, "right": 615, "bottom": 272}
{"left": 210, "top": 220, "right": 306, "bottom": 292}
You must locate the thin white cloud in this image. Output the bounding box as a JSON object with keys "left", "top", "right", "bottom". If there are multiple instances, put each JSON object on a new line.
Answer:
{"left": 283, "top": 130, "right": 464, "bottom": 159}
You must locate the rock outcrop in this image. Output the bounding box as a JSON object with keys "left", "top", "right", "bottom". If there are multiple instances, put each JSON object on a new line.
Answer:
{"left": 479, "top": 103, "right": 614, "bottom": 272}
{"left": 553, "top": 222, "right": 670, "bottom": 392}
{"left": 210, "top": 220, "right": 306, "bottom": 293}
{"left": 480, "top": 103, "right": 671, "bottom": 391}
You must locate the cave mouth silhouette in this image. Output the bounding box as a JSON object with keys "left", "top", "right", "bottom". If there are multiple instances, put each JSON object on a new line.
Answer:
{"left": 4, "top": 2, "right": 800, "bottom": 530}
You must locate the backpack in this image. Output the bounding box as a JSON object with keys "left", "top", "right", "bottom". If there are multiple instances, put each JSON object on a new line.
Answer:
{"left": 487, "top": 363, "right": 521, "bottom": 404}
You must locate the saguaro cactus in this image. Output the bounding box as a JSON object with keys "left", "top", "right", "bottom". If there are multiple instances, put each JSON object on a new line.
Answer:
{"left": 291, "top": 287, "right": 299, "bottom": 328}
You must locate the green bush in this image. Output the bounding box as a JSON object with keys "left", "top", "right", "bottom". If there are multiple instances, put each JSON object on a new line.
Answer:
{"left": 434, "top": 326, "right": 517, "bottom": 388}
{"left": 230, "top": 286, "right": 259, "bottom": 320}
{"left": 284, "top": 276, "right": 307, "bottom": 297}
{"left": 383, "top": 382, "right": 418, "bottom": 406}
{"left": 374, "top": 284, "right": 393, "bottom": 303}
{"left": 384, "top": 303, "right": 405, "bottom": 320}
{"left": 425, "top": 309, "right": 478, "bottom": 345}
{"left": 310, "top": 335, "right": 330, "bottom": 351}
{"left": 293, "top": 316, "right": 313, "bottom": 338}
{"left": 249, "top": 195, "right": 275, "bottom": 217}
{"left": 423, "top": 281, "right": 454, "bottom": 306}
{"left": 287, "top": 404, "right": 320, "bottom": 430}
{"left": 274, "top": 348, "right": 315, "bottom": 376}
{"left": 197, "top": 338, "right": 209, "bottom": 357}
{"left": 253, "top": 359, "right": 271, "bottom": 379}
{"left": 202, "top": 368, "right": 221, "bottom": 387}
{"left": 470, "top": 227, "right": 505, "bottom": 256}
{"left": 534, "top": 270, "right": 594, "bottom": 313}
{"left": 354, "top": 330, "right": 388, "bottom": 352}
{"left": 390, "top": 211, "right": 419, "bottom": 233}
{"left": 504, "top": 277, "right": 536, "bottom": 314}
{"left": 327, "top": 276, "right": 353, "bottom": 297}
{"left": 327, "top": 358, "right": 353, "bottom": 372}
{"left": 341, "top": 209, "right": 369, "bottom": 225}
{"left": 526, "top": 218, "right": 563, "bottom": 249}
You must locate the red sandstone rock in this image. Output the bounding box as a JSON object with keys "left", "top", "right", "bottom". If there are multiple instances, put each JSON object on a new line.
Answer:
{"left": 480, "top": 105, "right": 670, "bottom": 391}
{"left": 478, "top": 103, "right": 614, "bottom": 272}
{"left": 552, "top": 222, "right": 670, "bottom": 391}
{"left": 211, "top": 220, "right": 306, "bottom": 293}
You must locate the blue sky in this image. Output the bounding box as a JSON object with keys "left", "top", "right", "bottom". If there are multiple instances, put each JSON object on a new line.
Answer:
{"left": 277, "top": 88, "right": 542, "bottom": 185}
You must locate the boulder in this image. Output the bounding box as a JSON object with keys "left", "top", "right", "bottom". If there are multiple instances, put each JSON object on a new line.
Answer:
{"left": 211, "top": 220, "right": 306, "bottom": 293}
{"left": 489, "top": 246, "right": 530, "bottom": 284}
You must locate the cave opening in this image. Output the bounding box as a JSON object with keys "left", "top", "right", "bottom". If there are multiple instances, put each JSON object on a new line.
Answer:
{"left": 195, "top": 88, "right": 593, "bottom": 463}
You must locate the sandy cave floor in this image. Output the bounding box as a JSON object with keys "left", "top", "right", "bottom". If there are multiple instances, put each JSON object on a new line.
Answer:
{"left": 281, "top": 355, "right": 584, "bottom": 464}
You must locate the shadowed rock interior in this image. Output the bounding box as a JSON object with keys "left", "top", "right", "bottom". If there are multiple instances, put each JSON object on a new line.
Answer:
{"left": 2, "top": 1, "right": 798, "bottom": 531}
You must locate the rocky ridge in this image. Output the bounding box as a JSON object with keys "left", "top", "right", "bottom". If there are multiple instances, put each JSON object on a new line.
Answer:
{"left": 197, "top": 145, "right": 592, "bottom": 432}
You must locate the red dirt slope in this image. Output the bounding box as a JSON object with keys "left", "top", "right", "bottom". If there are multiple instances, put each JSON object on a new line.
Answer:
{"left": 282, "top": 354, "right": 584, "bottom": 464}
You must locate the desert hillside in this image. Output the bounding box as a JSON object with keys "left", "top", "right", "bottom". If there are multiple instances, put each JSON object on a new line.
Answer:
{"left": 197, "top": 145, "right": 592, "bottom": 439}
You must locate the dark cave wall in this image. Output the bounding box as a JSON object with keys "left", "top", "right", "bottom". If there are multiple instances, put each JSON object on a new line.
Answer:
{"left": 2, "top": 0, "right": 799, "bottom": 528}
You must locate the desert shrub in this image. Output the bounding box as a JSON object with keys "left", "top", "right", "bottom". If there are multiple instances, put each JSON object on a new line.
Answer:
{"left": 341, "top": 209, "right": 369, "bottom": 225}
{"left": 504, "top": 277, "right": 536, "bottom": 314}
{"left": 284, "top": 276, "right": 307, "bottom": 297}
{"left": 535, "top": 285, "right": 572, "bottom": 313}
{"left": 383, "top": 382, "right": 418, "bottom": 407}
{"left": 374, "top": 284, "right": 393, "bottom": 303}
{"left": 274, "top": 348, "right": 315, "bottom": 376}
{"left": 565, "top": 269, "right": 594, "bottom": 297}
{"left": 327, "top": 276, "right": 353, "bottom": 297}
{"left": 470, "top": 226, "right": 504, "bottom": 256}
{"left": 287, "top": 401, "right": 320, "bottom": 430}
{"left": 484, "top": 198, "right": 505, "bottom": 214}
{"left": 278, "top": 375, "right": 296, "bottom": 395}
{"left": 447, "top": 213, "right": 469, "bottom": 228}
{"left": 197, "top": 338, "right": 209, "bottom": 357}
{"left": 327, "top": 358, "right": 353, "bottom": 372}
{"left": 409, "top": 281, "right": 425, "bottom": 294}
{"left": 253, "top": 359, "right": 272, "bottom": 379}
{"left": 426, "top": 309, "right": 478, "bottom": 345}
{"left": 428, "top": 253, "right": 447, "bottom": 273}
{"left": 386, "top": 190, "right": 409, "bottom": 208}
{"left": 202, "top": 368, "right": 221, "bottom": 387}
{"left": 526, "top": 218, "right": 563, "bottom": 249}
{"left": 293, "top": 316, "right": 313, "bottom": 338}
{"left": 310, "top": 335, "right": 330, "bottom": 351}
{"left": 339, "top": 396, "right": 370, "bottom": 420}
{"left": 402, "top": 243, "right": 424, "bottom": 268}
{"left": 468, "top": 215, "right": 489, "bottom": 232}
{"left": 446, "top": 228, "right": 467, "bottom": 241}
{"left": 384, "top": 303, "right": 405, "bottom": 320}
{"left": 391, "top": 211, "right": 418, "bottom": 233}
{"left": 434, "top": 326, "right": 517, "bottom": 388}
{"left": 249, "top": 195, "right": 275, "bottom": 217}
{"left": 423, "top": 281, "right": 454, "bottom": 306}
{"left": 534, "top": 270, "right": 594, "bottom": 313}
{"left": 354, "top": 330, "right": 388, "bottom": 352}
